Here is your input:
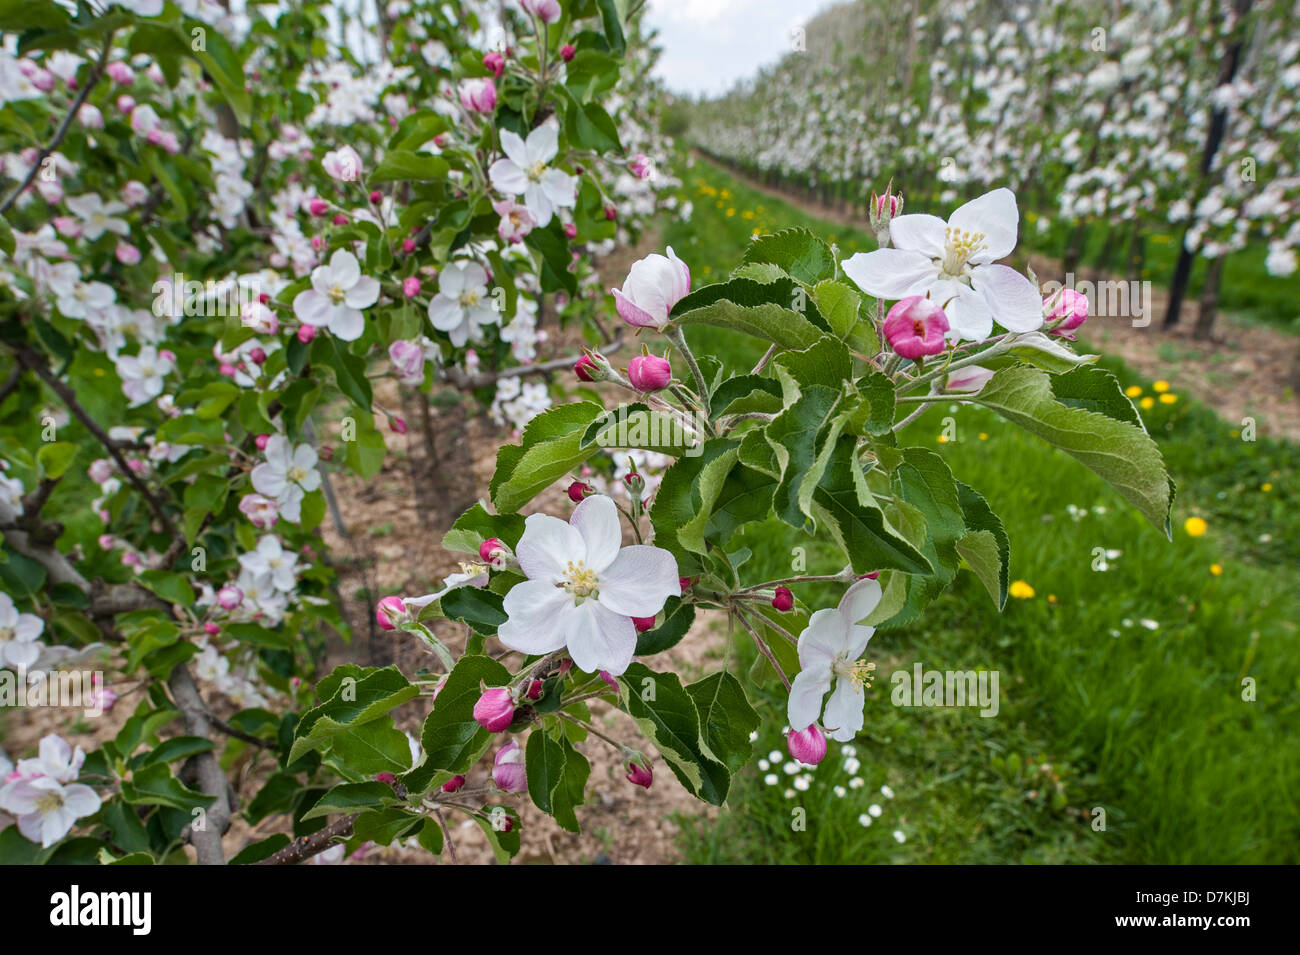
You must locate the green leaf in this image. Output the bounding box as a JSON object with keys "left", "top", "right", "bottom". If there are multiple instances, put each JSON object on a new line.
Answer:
{"left": 342, "top": 406, "right": 388, "bottom": 479}
{"left": 595, "top": 0, "right": 627, "bottom": 54}
{"left": 405, "top": 655, "right": 511, "bottom": 792}
{"left": 954, "top": 481, "right": 1010, "bottom": 610}
{"left": 353, "top": 808, "right": 423, "bottom": 844}
{"left": 443, "top": 501, "right": 526, "bottom": 554}
{"left": 974, "top": 365, "right": 1174, "bottom": 535}
{"left": 619, "top": 663, "right": 730, "bottom": 805}
{"left": 846, "top": 371, "right": 896, "bottom": 436}
{"left": 1004, "top": 331, "right": 1099, "bottom": 374}
{"left": 489, "top": 402, "right": 603, "bottom": 513}
{"left": 0, "top": 0, "right": 70, "bottom": 32}
{"left": 329, "top": 721, "right": 415, "bottom": 775}
{"left": 137, "top": 570, "right": 195, "bottom": 606}
{"left": 767, "top": 384, "right": 841, "bottom": 530}
{"left": 301, "top": 781, "right": 400, "bottom": 820}
{"left": 121, "top": 763, "right": 215, "bottom": 812}
{"left": 710, "top": 374, "right": 782, "bottom": 419}
{"left": 36, "top": 441, "right": 76, "bottom": 479}
{"left": 635, "top": 596, "right": 695, "bottom": 655}
{"left": 369, "top": 150, "right": 450, "bottom": 184}
{"left": 132, "top": 736, "right": 215, "bottom": 769}
{"left": 290, "top": 666, "right": 418, "bottom": 765}
{"left": 742, "top": 228, "right": 836, "bottom": 284}
{"left": 439, "top": 586, "right": 507, "bottom": 637}
{"left": 811, "top": 279, "right": 866, "bottom": 342}
{"left": 525, "top": 730, "right": 590, "bottom": 833}
{"left": 583, "top": 402, "right": 700, "bottom": 456}
{"left": 670, "top": 277, "right": 826, "bottom": 351}
{"left": 685, "top": 672, "right": 759, "bottom": 774}
{"left": 229, "top": 833, "right": 291, "bottom": 865}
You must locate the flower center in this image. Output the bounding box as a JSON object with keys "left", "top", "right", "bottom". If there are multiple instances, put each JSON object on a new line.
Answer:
{"left": 525, "top": 159, "right": 547, "bottom": 182}
{"left": 911, "top": 319, "right": 926, "bottom": 338}
{"left": 557, "top": 559, "right": 599, "bottom": 601}
{"left": 0, "top": 626, "right": 13, "bottom": 643}
{"left": 36, "top": 791, "right": 63, "bottom": 814}
{"left": 288, "top": 466, "right": 308, "bottom": 482}
{"left": 327, "top": 283, "right": 346, "bottom": 305}
{"left": 459, "top": 289, "right": 482, "bottom": 308}
{"left": 939, "top": 227, "right": 989, "bottom": 280}
{"left": 832, "top": 656, "right": 877, "bottom": 692}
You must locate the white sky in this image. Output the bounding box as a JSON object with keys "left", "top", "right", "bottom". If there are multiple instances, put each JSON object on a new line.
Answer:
{"left": 644, "top": 0, "right": 845, "bottom": 98}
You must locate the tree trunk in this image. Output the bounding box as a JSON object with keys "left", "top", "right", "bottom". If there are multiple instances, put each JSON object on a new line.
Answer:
{"left": 1193, "top": 256, "right": 1226, "bottom": 340}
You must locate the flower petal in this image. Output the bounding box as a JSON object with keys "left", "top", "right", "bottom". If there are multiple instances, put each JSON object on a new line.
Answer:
{"left": 838, "top": 576, "right": 882, "bottom": 627}
{"left": 841, "top": 248, "right": 936, "bottom": 299}
{"left": 569, "top": 494, "right": 621, "bottom": 571}
{"left": 499, "top": 129, "right": 530, "bottom": 169}
{"left": 329, "top": 249, "right": 361, "bottom": 289}
{"left": 499, "top": 580, "right": 572, "bottom": 655}
{"left": 948, "top": 188, "right": 1019, "bottom": 262}
{"left": 526, "top": 122, "right": 559, "bottom": 164}
{"left": 565, "top": 600, "right": 637, "bottom": 675}
{"left": 888, "top": 213, "right": 948, "bottom": 258}
{"left": 937, "top": 281, "right": 994, "bottom": 342}
{"left": 787, "top": 669, "right": 831, "bottom": 731}
{"left": 488, "top": 158, "right": 527, "bottom": 195}
{"left": 599, "top": 545, "right": 681, "bottom": 617}
{"left": 516, "top": 512, "right": 585, "bottom": 581}
{"left": 326, "top": 306, "right": 365, "bottom": 342}
{"left": 345, "top": 276, "right": 380, "bottom": 310}
{"left": 971, "top": 264, "right": 1043, "bottom": 333}
{"left": 822, "top": 677, "right": 866, "bottom": 742}
{"left": 797, "top": 608, "right": 848, "bottom": 669}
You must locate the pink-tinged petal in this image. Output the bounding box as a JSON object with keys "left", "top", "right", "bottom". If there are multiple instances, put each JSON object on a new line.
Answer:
{"left": 787, "top": 669, "right": 831, "bottom": 731}
{"left": 499, "top": 129, "right": 530, "bottom": 169}
{"left": 345, "top": 276, "right": 380, "bottom": 310}
{"left": 598, "top": 545, "right": 681, "bottom": 617}
{"left": 517, "top": 512, "right": 585, "bottom": 581}
{"left": 838, "top": 576, "right": 882, "bottom": 628}
{"left": 499, "top": 580, "right": 572, "bottom": 655}
{"left": 61, "top": 783, "right": 101, "bottom": 816}
{"left": 17, "top": 811, "right": 46, "bottom": 844}
{"left": 612, "top": 288, "right": 663, "bottom": 328}
{"left": 888, "top": 213, "right": 948, "bottom": 257}
{"left": 947, "top": 365, "right": 995, "bottom": 393}
{"left": 326, "top": 306, "right": 365, "bottom": 342}
{"left": 569, "top": 494, "right": 621, "bottom": 572}
{"left": 667, "top": 246, "right": 691, "bottom": 297}
{"left": 841, "top": 248, "right": 936, "bottom": 299}
{"left": 949, "top": 188, "right": 1019, "bottom": 262}
{"left": 293, "top": 289, "right": 332, "bottom": 326}
{"left": 937, "top": 282, "right": 993, "bottom": 342}
{"left": 329, "top": 250, "right": 361, "bottom": 289}
{"left": 972, "top": 264, "right": 1043, "bottom": 333}
{"left": 565, "top": 600, "right": 637, "bottom": 675}
{"left": 489, "top": 158, "right": 527, "bottom": 195}
{"left": 1, "top": 781, "right": 40, "bottom": 815}
{"left": 822, "top": 678, "right": 866, "bottom": 742}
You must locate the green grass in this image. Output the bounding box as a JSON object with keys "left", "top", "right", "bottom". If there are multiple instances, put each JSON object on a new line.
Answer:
{"left": 662, "top": 156, "right": 1300, "bottom": 864}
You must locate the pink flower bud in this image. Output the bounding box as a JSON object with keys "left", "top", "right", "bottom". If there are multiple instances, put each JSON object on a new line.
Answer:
{"left": 88, "top": 458, "right": 112, "bottom": 483}
{"left": 561, "top": 44, "right": 576, "bottom": 62}
{"left": 369, "top": 190, "right": 382, "bottom": 204}
{"left": 441, "top": 774, "right": 466, "bottom": 793}
{"left": 627, "top": 354, "right": 671, "bottom": 392}
{"left": 522, "top": 0, "right": 560, "bottom": 23}
{"left": 106, "top": 62, "right": 134, "bottom": 85}
{"left": 401, "top": 238, "right": 416, "bottom": 254}
{"left": 248, "top": 347, "right": 267, "bottom": 365}
{"left": 574, "top": 354, "right": 602, "bottom": 382}
{"left": 254, "top": 434, "right": 271, "bottom": 451}
{"left": 375, "top": 595, "right": 408, "bottom": 631}
{"left": 679, "top": 576, "right": 693, "bottom": 592}
{"left": 114, "top": 242, "right": 141, "bottom": 265}
{"left": 483, "top": 51, "right": 506, "bottom": 77}
{"left": 308, "top": 198, "right": 329, "bottom": 217}
{"left": 629, "top": 155, "right": 651, "bottom": 179}
{"left": 492, "top": 740, "right": 527, "bottom": 793}
{"left": 297, "top": 324, "right": 318, "bottom": 343}
{"left": 122, "top": 552, "right": 140, "bottom": 567}
{"left": 479, "top": 538, "right": 509, "bottom": 564}
{"left": 98, "top": 534, "right": 115, "bottom": 550}
{"left": 772, "top": 586, "right": 794, "bottom": 612}
{"left": 563, "top": 222, "right": 577, "bottom": 239}
{"left": 459, "top": 78, "right": 497, "bottom": 114}
{"left": 632, "top": 615, "right": 657, "bottom": 633}
{"left": 311, "top": 236, "right": 326, "bottom": 251}
{"left": 374, "top": 772, "right": 397, "bottom": 784}
{"left": 203, "top": 622, "right": 220, "bottom": 636}
{"left": 623, "top": 470, "right": 645, "bottom": 497}
{"left": 1047, "top": 288, "right": 1089, "bottom": 339}
{"left": 525, "top": 679, "right": 543, "bottom": 701}
{"left": 883, "top": 296, "right": 950, "bottom": 360}
{"left": 612, "top": 248, "right": 691, "bottom": 329}
{"left": 216, "top": 585, "right": 244, "bottom": 610}
{"left": 332, "top": 213, "right": 347, "bottom": 226}
{"left": 625, "top": 756, "right": 653, "bottom": 789}
{"left": 786, "top": 724, "right": 828, "bottom": 766}
{"left": 116, "top": 94, "right": 135, "bottom": 115}
{"left": 219, "top": 363, "right": 237, "bottom": 377}
{"left": 402, "top": 276, "right": 421, "bottom": 298}
{"left": 473, "top": 687, "right": 515, "bottom": 732}
{"left": 567, "top": 481, "right": 594, "bottom": 503}
{"left": 159, "top": 349, "right": 176, "bottom": 364}
{"left": 604, "top": 205, "right": 617, "bottom": 221}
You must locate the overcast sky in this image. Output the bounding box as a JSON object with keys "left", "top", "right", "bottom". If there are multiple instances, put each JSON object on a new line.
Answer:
{"left": 644, "top": 0, "right": 845, "bottom": 99}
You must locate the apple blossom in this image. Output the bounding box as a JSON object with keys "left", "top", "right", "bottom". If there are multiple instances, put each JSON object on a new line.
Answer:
{"left": 389, "top": 339, "right": 429, "bottom": 385}
{"left": 375, "top": 595, "right": 409, "bottom": 631}
{"left": 0, "top": 775, "right": 101, "bottom": 847}
{"left": 787, "top": 577, "right": 883, "bottom": 743}
{"left": 427, "top": 260, "right": 498, "bottom": 348}
{"left": 521, "top": 0, "right": 561, "bottom": 24}
{"left": 474, "top": 686, "right": 516, "bottom": 732}
{"left": 0, "top": 592, "right": 44, "bottom": 669}
{"left": 492, "top": 198, "right": 537, "bottom": 244}
{"left": 64, "top": 193, "right": 130, "bottom": 240}
{"left": 492, "top": 740, "right": 527, "bottom": 792}
{"left": 488, "top": 122, "right": 576, "bottom": 227}
{"left": 497, "top": 494, "right": 681, "bottom": 675}
{"left": 460, "top": 78, "right": 497, "bottom": 113}
{"left": 786, "top": 724, "right": 828, "bottom": 766}
{"left": 483, "top": 51, "right": 506, "bottom": 77}
{"left": 250, "top": 435, "right": 321, "bottom": 523}
{"left": 1047, "top": 288, "right": 1089, "bottom": 339}
{"left": 321, "top": 145, "right": 363, "bottom": 182}
{"left": 842, "top": 188, "right": 1043, "bottom": 341}
{"left": 115, "top": 345, "right": 174, "bottom": 406}
{"left": 238, "top": 536, "right": 299, "bottom": 591}
{"left": 293, "top": 249, "right": 381, "bottom": 341}
{"left": 611, "top": 247, "right": 691, "bottom": 329}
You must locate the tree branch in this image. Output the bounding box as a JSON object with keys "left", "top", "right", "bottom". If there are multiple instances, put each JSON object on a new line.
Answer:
{"left": 167, "top": 665, "right": 234, "bottom": 865}
{"left": 254, "top": 815, "right": 358, "bottom": 865}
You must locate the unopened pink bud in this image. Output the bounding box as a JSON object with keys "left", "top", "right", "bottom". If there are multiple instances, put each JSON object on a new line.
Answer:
{"left": 772, "top": 586, "right": 794, "bottom": 612}
{"left": 786, "top": 724, "right": 828, "bottom": 765}
{"left": 441, "top": 774, "right": 466, "bottom": 793}
{"left": 254, "top": 433, "right": 271, "bottom": 451}
{"left": 483, "top": 51, "right": 506, "bottom": 77}
{"left": 98, "top": 534, "right": 115, "bottom": 550}
{"left": 403, "top": 276, "right": 421, "bottom": 298}
{"left": 248, "top": 347, "right": 267, "bottom": 365}
{"left": 627, "top": 354, "right": 671, "bottom": 392}
{"left": 563, "top": 222, "right": 577, "bottom": 239}
{"left": 561, "top": 44, "right": 576, "bottom": 62}
{"left": 369, "top": 190, "right": 382, "bottom": 203}
{"left": 401, "top": 238, "right": 416, "bottom": 254}
{"left": 625, "top": 758, "right": 653, "bottom": 789}
{"left": 883, "top": 296, "right": 949, "bottom": 360}
{"left": 492, "top": 739, "right": 527, "bottom": 793}
{"left": 525, "top": 679, "right": 543, "bottom": 701}
{"left": 203, "top": 622, "right": 220, "bottom": 636}
{"left": 473, "top": 687, "right": 515, "bottom": 732}
{"left": 297, "top": 324, "right": 318, "bottom": 344}
{"left": 375, "top": 595, "right": 408, "bottom": 631}
{"left": 116, "top": 94, "right": 135, "bottom": 115}
{"left": 389, "top": 416, "right": 407, "bottom": 434}
{"left": 632, "top": 615, "right": 656, "bottom": 633}
{"left": 567, "top": 481, "right": 594, "bottom": 503}
{"left": 308, "top": 198, "right": 329, "bottom": 217}
{"left": 115, "top": 243, "right": 141, "bottom": 265}
{"left": 106, "top": 62, "right": 134, "bottom": 85}
{"left": 479, "top": 538, "right": 508, "bottom": 564}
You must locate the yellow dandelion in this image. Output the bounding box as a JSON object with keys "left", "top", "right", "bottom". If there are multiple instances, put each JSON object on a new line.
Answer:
{"left": 726, "top": 208, "right": 736, "bottom": 217}
{"left": 1210, "top": 563, "right": 1223, "bottom": 576}
{"left": 1159, "top": 393, "right": 1178, "bottom": 404}
{"left": 937, "top": 434, "right": 949, "bottom": 444}
{"left": 1047, "top": 594, "right": 1058, "bottom": 604}
{"left": 1184, "top": 516, "right": 1208, "bottom": 537}
{"left": 1153, "top": 380, "right": 1170, "bottom": 393}
{"left": 1125, "top": 385, "right": 1143, "bottom": 398}
{"left": 978, "top": 432, "right": 988, "bottom": 441}
{"left": 1009, "top": 580, "right": 1036, "bottom": 599}
{"left": 1261, "top": 482, "right": 1273, "bottom": 492}
{"left": 1140, "top": 396, "right": 1155, "bottom": 410}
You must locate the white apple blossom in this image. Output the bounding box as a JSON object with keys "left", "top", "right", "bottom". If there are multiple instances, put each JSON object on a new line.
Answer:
{"left": 488, "top": 122, "right": 576, "bottom": 227}
{"left": 786, "top": 577, "right": 883, "bottom": 743}
{"left": 114, "top": 345, "right": 174, "bottom": 407}
{"left": 427, "top": 260, "right": 499, "bottom": 347}
{"left": 0, "top": 591, "right": 45, "bottom": 669}
{"left": 64, "top": 193, "right": 130, "bottom": 241}
{"left": 0, "top": 776, "right": 101, "bottom": 847}
{"left": 292, "top": 249, "right": 380, "bottom": 341}
{"left": 498, "top": 494, "right": 680, "bottom": 675}
{"left": 238, "top": 536, "right": 299, "bottom": 592}
{"left": 250, "top": 435, "right": 320, "bottom": 523}
{"left": 14, "top": 735, "right": 86, "bottom": 783}
{"left": 842, "top": 188, "right": 1042, "bottom": 342}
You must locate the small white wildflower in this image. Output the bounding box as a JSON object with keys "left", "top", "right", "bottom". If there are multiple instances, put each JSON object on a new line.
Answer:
{"left": 764, "top": 773, "right": 778, "bottom": 786}
{"left": 758, "top": 759, "right": 770, "bottom": 771}
{"left": 794, "top": 777, "right": 811, "bottom": 792}
{"left": 849, "top": 777, "right": 865, "bottom": 789}
{"left": 868, "top": 804, "right": 883, "bottom": 818}
{"left": 843, "top": 757, "right": 861, "bottom": 775}
{"left": 834, "top": 785, "right": 847, "bottom": 798}
{"left": 893, "top": 830, "right": 906, "bottom": 843}
{"left": 881, "top": 785, "right": 894, "bottom": 799}
{"left": 858, "top": 813, "right": 873, "bottom": 827}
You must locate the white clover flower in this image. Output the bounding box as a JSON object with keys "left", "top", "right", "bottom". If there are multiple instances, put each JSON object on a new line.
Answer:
{"left": 868, "top": 804, "right": 883, "bottom": 818}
